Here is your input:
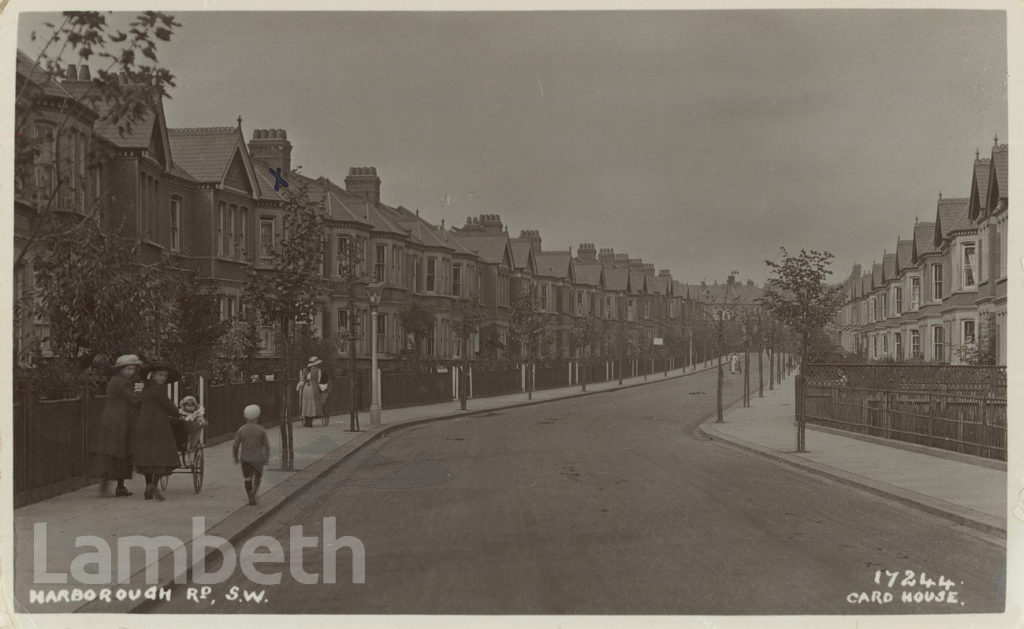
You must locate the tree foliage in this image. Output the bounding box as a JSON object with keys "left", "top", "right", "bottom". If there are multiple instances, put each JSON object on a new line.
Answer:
{"left": 15, "top": 11, "right": 182, "bottom": 272}
{"left": 398, "top": 299, "right": 436, "bottom": 370}
{"left": 509, "top": 287, "right": 545, "bottom": 362}
{"left": 761, "top": 248, "right": 845, "bottom": 363}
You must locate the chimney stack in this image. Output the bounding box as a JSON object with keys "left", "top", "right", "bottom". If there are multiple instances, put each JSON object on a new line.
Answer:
{"left": 598, "top": 248, "right": 615, "bottom": 269}
{"left": 249, "top": 128, "right": 293, "bottom": 176}
{"left": 577, "top": 243, "right": 597, "bottom": 262}
{"left": 478, "top": 214, "right": 504, "bottom": 233}
{"left": 345, "top": 167, "right": 381, "bottom": 205}
{"left": 518, "top": 229, "right": 542, "bottom": 252}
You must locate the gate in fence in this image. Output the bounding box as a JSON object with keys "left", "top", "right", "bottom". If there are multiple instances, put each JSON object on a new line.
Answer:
{"left": 798, "top": 363, "right": 1007, "bottom": 461}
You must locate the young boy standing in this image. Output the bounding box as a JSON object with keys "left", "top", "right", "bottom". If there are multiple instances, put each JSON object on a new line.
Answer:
{"left": 233, "top": 404, "right": 270, "bottom": 505}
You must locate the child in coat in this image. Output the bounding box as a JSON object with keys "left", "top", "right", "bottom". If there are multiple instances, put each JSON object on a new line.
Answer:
{"left": 233, "top": 404, "right": 270, "bottom": 505}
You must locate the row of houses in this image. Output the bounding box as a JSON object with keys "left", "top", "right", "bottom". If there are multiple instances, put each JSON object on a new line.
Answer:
{"left": 14, "top": 52, "right": 732, "bottom": 370}
{"left": 833, "top": 140, "right": 1009, "bottom": 365}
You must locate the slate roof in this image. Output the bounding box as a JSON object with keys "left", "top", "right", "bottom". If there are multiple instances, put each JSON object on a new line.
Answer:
{"left": 450, "top": 231, "right": 510, "bottom": 265}
{"left": 63, "top": 80, "right": 160, "bottom": 149}
{"left": 604, "top": 269, "right": 629, "bottom": 292}
{"left": 648, "top": 275, "right": 670, "bottom": 295}
{"left": 535, "top": 252, "right": 572, "bottom": 279}
{"left": 252, "top": 166, "right": 285, "bottom": 201}
{"left": 913, "top": 221, "right": 937, "bottom": 259}
{"left": 991, "top": 144, "right": 1008, "bottom": 201}
{"left": 934, "top": 197, "right": 970, "bottom": 245}
{"left": 167, "top": 127, "right": 240, "bottom": 182}
{"left": 882, "top": 253, "right": 897, "bottom": 282}
{"left": 701, "top": 282, "right": 763, "bottom": 304}
{"left": 871, "top": 262, "right": 883, "bottom": 287}
{"left": 17, "top": 51, "right": 76, "bottom": 100}
{"left": 574, "top": 263, "right": 603, "bottom": 287}
{"left": 895, "top": 239, "right": 914, "bottom": 272}
{"left": 861, "top": 273, "right": 873, "bottom": 294}
{"left": 510, "top": 241, "right": 534, "bottom": 271}
{"left": 628, "top": 272, "right": 647, "bottom": 294}
{"left": 973, "top": 158, "right": 991, "bottom": 212}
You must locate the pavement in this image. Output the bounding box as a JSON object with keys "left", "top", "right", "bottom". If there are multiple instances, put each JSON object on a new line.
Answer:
{"left": 13, "top": 353, "right": 1007, "bottom": 615}
{"left": 13, "top": 356, "right": 730, "bottom": 614}
{"left": 698, "top": 374, "right": 1007, "bottom": 537}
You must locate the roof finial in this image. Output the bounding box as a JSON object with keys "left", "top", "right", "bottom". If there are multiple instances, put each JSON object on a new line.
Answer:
{"left": 237, "top": 115, "right": 242, "bottom": 129}
{"left": 441, "top": 218, "right": 445, "bottom": 230}
{"left": 938, "top": 190, "right": 942, "bottom": 200}
{"left": 976, "top": 148, "right": 980, "bottom": 160}
{"left": 994, "top": 134, "right": 999, "bottom": 147}
{"left": 416, "top": 208, "right": 419, "bottom": 217}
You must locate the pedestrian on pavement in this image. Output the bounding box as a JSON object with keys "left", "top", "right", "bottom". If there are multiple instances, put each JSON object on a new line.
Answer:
{"left": 133, "top": 361, "right": 182, "bottom": 501}
{"left": 91, "top": 354, "right": 143, "bottom": 497}
{"left": 317, "top": 361, "right": 331, "bottom": 419}
{"left": 233, "top": 404, "right": 270, "bottom": 505}
{"left": 297, "top": 356, "right": 323, "bottom": 427}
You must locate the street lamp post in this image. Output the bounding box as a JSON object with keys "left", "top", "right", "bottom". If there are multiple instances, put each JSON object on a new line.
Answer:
{"left": 367, "top": 281, "right": 384, "bottom": 426}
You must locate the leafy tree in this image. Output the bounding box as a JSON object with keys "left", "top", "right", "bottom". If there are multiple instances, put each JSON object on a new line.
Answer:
{"left": 165, "top": 275, "right": 229, "bottom": 380}
{"left": 15, "top": 11, "right": 181, "bottom": 273}
{"left": 398, "top": 299, "right": 435, "bottom": 373}
{"left": 955, "top": 312, "right": 998, "bottom": 366}
{"left": 210, "top": 310, "right": 262, "bottom": 384}
{"left": 761, "top": 247, "right": 845, "bottom": 452}
{"left": 761, "top": 248, "right": 846, "bottom": 368}
{"left": 452, "top": 296, "right": 485, "bottom": 409}
{"left": 28, "top": 222, "right": 178, "bottom": 370}
{"left": 509, "top": 287, "right": 545, "bottom": 399}
{"left": 569, "top": 314, "right": 598, "bottom": 359}
{"left": 243, "top": 193, "right": 324, "bottom": 468}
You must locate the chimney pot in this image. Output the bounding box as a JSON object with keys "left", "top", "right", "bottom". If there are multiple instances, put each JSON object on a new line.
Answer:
{"left": 79, "top": 65, "right": 91, "bottom": 80}
{"left": 66, "top": 64, "right": 78, "bottom": 80}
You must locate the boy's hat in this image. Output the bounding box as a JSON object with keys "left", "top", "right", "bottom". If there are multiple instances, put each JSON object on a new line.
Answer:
{"left": 113, "top": 354, "right": 143, "bottom": 370}
{"left": 243, "top": 404, "right": 262, "bottom": 420}
{"left": 180, "top": 395, "right": 198, "bottom": 407}
{"left": 307, "top": 356, "right": 323, "bottom": 368}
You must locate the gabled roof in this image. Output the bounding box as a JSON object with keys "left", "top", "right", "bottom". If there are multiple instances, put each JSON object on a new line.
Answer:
{"left": 16, "top": 51, "right": 75, "bottom": 100}
{"left": 604, "top": 269, "right": 630, "bottom": 292}
{"left": 990, "top": 144, "right": 1008, "bottom": 204}
{"left": 535, "top": 251, "right": 573, "bottom": 280}
{"left": 167, "top": 126, "right": 260, "bottom": 193}
{"left": 871, "top": 262, "right": 883, "bottom": 288}
{"left": 574, "top": 262, "right": 604, "bottom": 287}
{"left": 895, "top": 239, "right": 914, "bottom": 273}
{"left": 648, "top": 275, "right": 671, "bottom": 295}
{"left": 933, "top": 197, "right": 970, "bottom": 246}
{"left": 700, "top": 282, "right": 763, "bottom": 304}
{"left": 63, "top": 79, "right": 167, "bottom": 152}
{"left": 628, "top": 271, "right": 648, "bottom": 294}
{"left": 912, "top": 221, "right": 937, "bottom": 261}
{"left": 450, "top": 231, "right": 513, "bottom": 267}
{"left": 397, "top": 218, "right": 453, "bottom": 251}
{"left": 882, "top": 253, "right": 897, "bottom": 282}
{"left": 861, "top": 272, "right": 873, "bottom": 294}
{"left": 510, "top": 241, "right": 536, "bottom": 273}
{"left": 968, "top": 157, "right": 991, "bottom": 221}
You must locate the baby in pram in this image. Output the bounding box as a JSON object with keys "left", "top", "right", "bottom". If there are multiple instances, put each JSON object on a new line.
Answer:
{"left": 173, "top": 396, "right": 208, "bottom": 454}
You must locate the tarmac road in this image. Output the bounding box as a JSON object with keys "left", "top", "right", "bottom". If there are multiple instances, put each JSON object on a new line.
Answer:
{"left": 149, "top": 366, "right": 1005, "bottom": 614}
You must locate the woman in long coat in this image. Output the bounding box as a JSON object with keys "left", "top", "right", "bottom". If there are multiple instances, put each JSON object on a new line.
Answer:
{"left": 91, "top": 354, "right": 143, "bottom": 497}
{"left": 133, "top": 361, "right": 182, "bottom": 501}
{"left": 297, "top": 356, "right": 323, "bottom": 427}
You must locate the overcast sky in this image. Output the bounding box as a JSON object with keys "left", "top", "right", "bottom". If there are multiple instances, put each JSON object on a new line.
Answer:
{"left": 18, "top": 10, "right": 1007, "bottom": 284}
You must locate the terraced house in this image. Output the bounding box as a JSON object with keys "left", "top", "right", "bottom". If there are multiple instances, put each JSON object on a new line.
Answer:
{"left": 15, "top": 52, "right": 705, "bottom": 372}
{"left": 836, "top": 141, "right": 1009, "bottom": 365}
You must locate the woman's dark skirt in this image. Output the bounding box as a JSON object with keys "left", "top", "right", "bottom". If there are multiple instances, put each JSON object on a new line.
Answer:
{"left": 90, "top": 454, "right": 133, "bottom": 481}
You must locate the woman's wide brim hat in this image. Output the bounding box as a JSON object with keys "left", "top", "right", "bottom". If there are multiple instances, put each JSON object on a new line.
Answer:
{"left": 113, "top": 354, "right": 144, "bottom": 370}
{"left": 307, "top": 356, "right": 323, "bottom": 368}
{"left": 144, "top": 361, "right": 181, "bottom": 384}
